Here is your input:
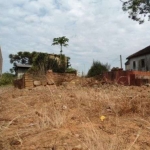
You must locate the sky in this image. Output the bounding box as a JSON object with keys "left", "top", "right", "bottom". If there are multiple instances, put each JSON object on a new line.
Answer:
{"left": 0, "top": 0, "right": 150, "bottom": 75}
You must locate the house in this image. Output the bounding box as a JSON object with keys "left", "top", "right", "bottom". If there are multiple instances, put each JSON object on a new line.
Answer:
{"left": 125, "top": 46, "right": 150, "bottom": 71}
{"left": 0, "top": 47, "right": 2, "bottom": 76}
{"left": 15, "top": 64, "right": 32, "bottom": 79}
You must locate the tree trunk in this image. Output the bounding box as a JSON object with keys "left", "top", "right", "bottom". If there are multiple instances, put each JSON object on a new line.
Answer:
{"left": 60, "top": 44, "right": 62, "bottom": 55}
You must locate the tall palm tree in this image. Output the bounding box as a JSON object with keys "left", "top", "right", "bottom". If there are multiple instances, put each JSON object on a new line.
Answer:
{"left": 52, "top": 36, "right": 69, "bottom": 55}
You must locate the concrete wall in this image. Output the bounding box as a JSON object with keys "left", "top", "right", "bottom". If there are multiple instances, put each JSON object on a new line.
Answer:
{"left": 17, "top": 68, "right": 29, "bottom": 79}
{"left": 126, "top": 54, "right": 150, "bottom": 71}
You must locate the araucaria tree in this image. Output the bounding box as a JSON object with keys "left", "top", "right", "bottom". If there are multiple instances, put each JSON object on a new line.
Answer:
{"left": 122, "top": 0, "right": 150, "bottom": 24}
{"left": 9, "top": 51, "right": 37, "bottom": 73}
{"left": 52, "top": 36, "right": 69, "bottom": 55}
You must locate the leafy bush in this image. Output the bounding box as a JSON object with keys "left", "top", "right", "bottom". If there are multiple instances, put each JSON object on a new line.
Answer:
{"left": 28, "top": 53, "right": 62, "bottom": 75}
{"left": 0, "top": 73, "right": 15, "bottom": 86}
{"left": 87, "top": 61, "right": 109, "bottom": 77}
{"left": 65, "top": 68, "right": 77, "bottom": 74}
{"left": 28, "top": 53, "right": 71, "bottom": 74}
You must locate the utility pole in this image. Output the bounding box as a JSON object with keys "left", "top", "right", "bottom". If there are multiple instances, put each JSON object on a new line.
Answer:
{"left": 120, "top": 55, "right": 122, "bottom": 69}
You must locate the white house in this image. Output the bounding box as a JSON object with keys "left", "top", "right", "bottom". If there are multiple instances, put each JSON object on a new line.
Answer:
{"left": 125, "top": 46, "right": 150, "bottom": 71}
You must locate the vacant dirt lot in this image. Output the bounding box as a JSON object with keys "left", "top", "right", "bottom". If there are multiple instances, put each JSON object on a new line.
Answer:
{"left": 0, "top": 83, "right": 150, "bottom": 150}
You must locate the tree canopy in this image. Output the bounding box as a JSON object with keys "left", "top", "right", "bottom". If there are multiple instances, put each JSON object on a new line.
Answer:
{"left": 52, "top": 36, "right": 69, "bottom": 55}
{"left": 9, "top": 51, "right": 36, "bottom": 65}
{"left": 9, "top": 51, "right": 37, "bottom": 73}
{"left": 122, "top": 0, "right": 150, "bottom": 24}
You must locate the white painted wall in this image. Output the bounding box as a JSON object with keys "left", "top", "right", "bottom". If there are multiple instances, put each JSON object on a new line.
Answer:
{"left": 126, "top": 54, "right": 150, "bottom": 71}
{"left": 17, "top": 68, "right": 29, "bottom": 79}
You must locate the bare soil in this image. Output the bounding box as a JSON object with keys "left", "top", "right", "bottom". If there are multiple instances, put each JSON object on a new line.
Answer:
{"left": 0, "top": 82, "right": 150, "bottom": 150}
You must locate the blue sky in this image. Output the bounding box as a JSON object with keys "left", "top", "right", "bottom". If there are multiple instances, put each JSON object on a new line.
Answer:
{"left": 0, "top": 0, "right": 150, "bottom": 74}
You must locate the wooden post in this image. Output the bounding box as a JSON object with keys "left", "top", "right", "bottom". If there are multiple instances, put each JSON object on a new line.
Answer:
{"left": 120, "top": 55, "right": 122, "bottom": 69}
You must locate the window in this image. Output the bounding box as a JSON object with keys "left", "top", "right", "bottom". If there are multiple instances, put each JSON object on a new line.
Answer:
{"left": 133, "top": 61, "right": 136, "bottom": 69}
{"left": 141, "top": 59, "right": 145, "bottom": 68}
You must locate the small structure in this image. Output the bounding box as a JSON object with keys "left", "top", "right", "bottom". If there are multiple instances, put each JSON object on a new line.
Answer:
{"left": 0, "top": 47, "right": 2, "bottom": 76}
{"left": 15, "top": 64, "right": 32, "bottom": 79}
{"left": 125, "top": 46, "right": 150, "bottom": 71}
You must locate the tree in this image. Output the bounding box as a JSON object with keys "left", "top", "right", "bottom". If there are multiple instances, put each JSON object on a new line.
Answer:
{"left": 52, "top": 36, "right": 69, "bottom": 55}
{"left": 9, "top": 51, "right": 36, "bottom": 64}
{"left": 122, "top": 0, "right": 150, "bottom": 24}
{"left": 87, "top": 61, "right": 109, "bottom": 77}
{"left": 9, "top": 51, "right": 37, "bottom": 73}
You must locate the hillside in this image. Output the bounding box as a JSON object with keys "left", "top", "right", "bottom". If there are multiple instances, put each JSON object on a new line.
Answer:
{"left": 0, "top": 83, "right": 150, "bottom": 150}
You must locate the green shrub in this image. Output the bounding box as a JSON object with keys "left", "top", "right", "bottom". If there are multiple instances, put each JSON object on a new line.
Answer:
{"left": 0, "top": 73, "right": 15, "bottom": 86}
{"left": 65, "top": 68, "right": 77, "bottom": 73}
{"left": 87, "top": 61, "right": 109, "bottom": 77}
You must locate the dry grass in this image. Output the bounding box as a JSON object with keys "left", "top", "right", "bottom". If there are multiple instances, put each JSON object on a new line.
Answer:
{"left": 35, "top": 106, "right": 66, "bottom": 129}
{"left": 0, "top": 83, "right": 150, "bottom": 149}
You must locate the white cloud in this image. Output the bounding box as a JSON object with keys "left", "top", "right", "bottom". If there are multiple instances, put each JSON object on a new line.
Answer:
{"left": 0, "top": 0, "right": 150, "bottom": 74}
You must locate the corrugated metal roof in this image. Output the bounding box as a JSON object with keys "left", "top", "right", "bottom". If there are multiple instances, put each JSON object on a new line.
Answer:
{"left": 16, "top": 64, "right": 32, "bottom": 68}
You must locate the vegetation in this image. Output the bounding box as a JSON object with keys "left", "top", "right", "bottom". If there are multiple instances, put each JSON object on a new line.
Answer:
{"left": 9, "top": 51, "right": 72, "bottom": 74}
{"left": 52, "top": 36, "right": 69, "bottom": 55}
{"left": 28, "top": 53, "right": 60, "bottom": 74}
{"left": 0, "top": 72, "right": 15, "bottom": 86}
{"left": 28, "top": 52, "right": 72, "bottom": 74}
{"left": 87, "top": 61, "right": 110, "bottom": 77}
{"left": 122, "top": 0, "right": 150, "bottom": 24}
{"left": 65, "top": 67, "right": 77, "bottom": 74}
{"left": 9, "top": 37, "right": 70, "bottom": 75}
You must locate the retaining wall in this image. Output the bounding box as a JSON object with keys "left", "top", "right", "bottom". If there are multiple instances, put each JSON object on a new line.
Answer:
{"left": 14, "top": 71, "right": 77, "bottom": 89}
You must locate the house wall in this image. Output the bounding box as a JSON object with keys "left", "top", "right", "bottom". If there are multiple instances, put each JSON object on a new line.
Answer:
{"left": 125, "top": 64, "right": 130, "bottom": 70}
{"left": 126, "top": 54, "right": 150, "bottom": 71}
{"left": 17, "top": 68, "right": 29, "bottom": 79}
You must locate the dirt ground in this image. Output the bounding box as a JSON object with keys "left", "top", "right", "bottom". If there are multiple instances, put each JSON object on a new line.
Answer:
{"left": 0, "top": 82, "right": 150, "bottom": 150}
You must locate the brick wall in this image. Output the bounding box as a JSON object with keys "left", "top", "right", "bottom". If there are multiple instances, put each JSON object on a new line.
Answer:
{"left": 103, "top": 70, "right": 150, "bottom": 86}
{"left": 13, "top": 71, "right": 77, "bottom": 88}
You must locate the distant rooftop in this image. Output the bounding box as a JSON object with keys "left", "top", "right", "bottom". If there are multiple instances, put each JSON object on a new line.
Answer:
{"left": 127, "top": 45, "right": 150, "bottom": 59}
{"left": 16, "top": 64, "right": 32, "bottom": 68}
